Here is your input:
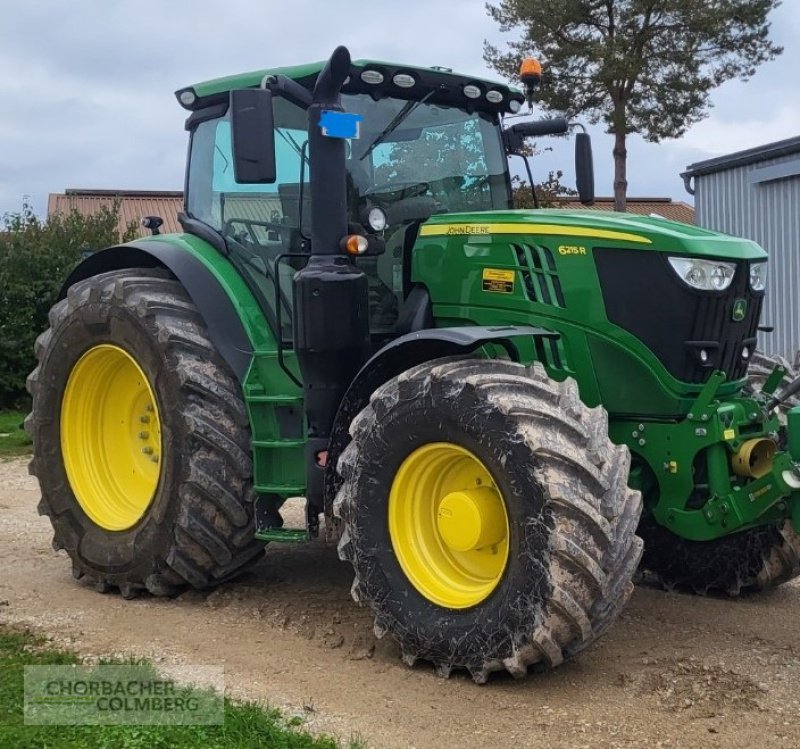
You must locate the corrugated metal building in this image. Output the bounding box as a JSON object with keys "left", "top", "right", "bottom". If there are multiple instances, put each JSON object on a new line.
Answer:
{"left": 682, "top": 136, "right": 800, "bottom": 359}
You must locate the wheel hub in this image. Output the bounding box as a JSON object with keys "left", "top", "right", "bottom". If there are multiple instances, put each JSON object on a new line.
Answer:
{"left": 60, "top": 344, "right": 162, "bottom": 531}
{"left": 388, "top": 442, "right": 510, "bottom": 609}
{"left": 437, "top": 488, "right": 506, "bottom": 552}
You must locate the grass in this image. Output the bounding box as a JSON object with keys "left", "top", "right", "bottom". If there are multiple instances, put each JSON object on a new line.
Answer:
{"left": 0, "top": 411, "right": 31, "bottom": 457}
{"left": 0, "top": 627, "right": 364, "bottom": 749}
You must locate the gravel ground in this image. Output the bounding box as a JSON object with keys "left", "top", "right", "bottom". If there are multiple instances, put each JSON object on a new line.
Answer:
{"left": 1, "top": 456, "right": 800, "bottom": 748}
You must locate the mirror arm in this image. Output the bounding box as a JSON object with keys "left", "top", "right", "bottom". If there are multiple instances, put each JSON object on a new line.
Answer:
{"left": 261, "top": 74, "right": 313, "bottom": 110}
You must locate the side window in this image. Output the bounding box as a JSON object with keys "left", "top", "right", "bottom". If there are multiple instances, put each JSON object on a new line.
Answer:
{"left": 189, "top": 114, "right": 309, "bottom": 245}
{"left": 186, "top": 98, "right": 311, "bottom": 340}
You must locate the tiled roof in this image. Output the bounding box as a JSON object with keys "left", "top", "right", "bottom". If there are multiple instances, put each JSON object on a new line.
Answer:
{"left": 48, "top": 190, "right": 695, "bottom": 239}
{"left": 556, "top": 197, "right": 695, "bottom": 224}
{"left": 47, "top": 189, "right": 184, "bottom": 237}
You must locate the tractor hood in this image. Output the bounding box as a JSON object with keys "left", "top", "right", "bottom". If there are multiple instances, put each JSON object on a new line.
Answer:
{"left": 419, "top": 209, "right": 768, "bottom": 262}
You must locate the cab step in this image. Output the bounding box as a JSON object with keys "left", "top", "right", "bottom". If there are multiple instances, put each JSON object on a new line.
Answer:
{"left": 255, "top": 528, "right": 309, "bottom": 543}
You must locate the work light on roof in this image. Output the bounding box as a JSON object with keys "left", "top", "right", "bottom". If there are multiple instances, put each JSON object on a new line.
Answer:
{"left": 463, "top": 84, "right": 481, "bottom": 99}
{"left": 393, "top": 73, "right": 416, "bottom": 88}
{"left": 360, "top": 70, "right": 384, "bottom": 85}
{"left": 486, "top": 90, "right": 504, "bottom": 103}
{"left": 509, "top": 99, "right": 522, "bottom": 113}
{"left": 178, "top": 90, "right": 196, "bottom": 106}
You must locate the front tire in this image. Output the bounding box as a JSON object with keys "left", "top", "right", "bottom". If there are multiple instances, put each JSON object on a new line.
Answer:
{"left": 335, "top": 358, "right": 642, "bottom": 682}
{"left": 27, "top": 268, "right": 265, "bottom": 597}
{"left": 639, "top": 516, "right": 800, "bottom": 595}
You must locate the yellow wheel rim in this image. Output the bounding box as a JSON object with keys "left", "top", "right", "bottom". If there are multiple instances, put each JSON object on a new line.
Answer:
{"left": 388, "top": 443, "right": 510, "bottom": 609}
{"left": 60, "top": 344, "right": 162, "bottom": 531}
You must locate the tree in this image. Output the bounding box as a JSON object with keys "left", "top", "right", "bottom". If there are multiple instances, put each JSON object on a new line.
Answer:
{"left": 512, "top": 169, "right": 578, "bottom": 209}
{"left": 485, "top": 0, "right": 783, "bottom": 211}
{"left": 0, "top": 201, "right": 137, "bottom": 407}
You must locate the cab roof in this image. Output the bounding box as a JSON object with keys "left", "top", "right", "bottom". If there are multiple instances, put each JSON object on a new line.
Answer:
{"left": 175, "top": 58, "right": 524, "bottom": 116}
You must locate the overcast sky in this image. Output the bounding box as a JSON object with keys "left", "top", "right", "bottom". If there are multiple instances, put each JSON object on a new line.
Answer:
{"left": 1, "top": 1, "right": 797, "bottom": 218}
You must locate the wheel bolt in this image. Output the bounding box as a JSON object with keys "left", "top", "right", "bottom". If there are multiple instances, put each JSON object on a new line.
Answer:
{"left": 139, "top": 431, "right": 149, "bottom": 440}
{"left": 145, "top": 404, "right": 154, "bottom": 413}
{"left": 151, "top": 454, "right": 159, "bottom": 463}
{"left": 142, "top": 446, "right": 153, "bottom": 455}
{"left": 140, "top": 415, "right": 150, "bottom": 424}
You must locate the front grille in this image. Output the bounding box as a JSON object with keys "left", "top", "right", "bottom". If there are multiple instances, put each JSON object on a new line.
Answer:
{"left": 594, "top": 249, "right": 763, "bottom": 384}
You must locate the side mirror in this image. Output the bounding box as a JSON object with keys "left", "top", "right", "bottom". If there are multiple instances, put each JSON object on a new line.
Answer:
{"left": 502, "top": 117, "right": 569, "bottom": 155}
{"left": 230, "top": 89, "right": 276, "bottom": 184}
{"left": 575, "top": 132, "right": 595, "bottom": 206}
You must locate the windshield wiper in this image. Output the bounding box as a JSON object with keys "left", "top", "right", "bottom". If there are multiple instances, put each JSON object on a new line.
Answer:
{"left": 360, "top": 91, "right": 435, "bottom": 161}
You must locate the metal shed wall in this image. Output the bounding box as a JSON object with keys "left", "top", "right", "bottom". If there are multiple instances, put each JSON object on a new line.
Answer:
{"left": 689, "top": 147, "right": 800, "bottom": 360}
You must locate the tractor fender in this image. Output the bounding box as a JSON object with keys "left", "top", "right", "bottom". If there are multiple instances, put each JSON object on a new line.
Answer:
{"left": 323, "top": 324, "right": 558, "bottom": 509}
{"left": 59, "top": 240, "right": 253, "bottom": 382}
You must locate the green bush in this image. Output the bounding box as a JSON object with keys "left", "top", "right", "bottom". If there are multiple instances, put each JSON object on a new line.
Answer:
{"left": 0, "top": 201, "right": 137, "bottom": 408}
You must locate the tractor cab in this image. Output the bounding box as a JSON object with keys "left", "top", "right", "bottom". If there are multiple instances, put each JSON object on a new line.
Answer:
{"left": 179, "top": 59, "right": 580, "bottom": 341}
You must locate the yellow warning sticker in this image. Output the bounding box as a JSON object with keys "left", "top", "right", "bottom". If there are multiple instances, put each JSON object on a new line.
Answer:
{"left": 723, "top": 428, "right": 736, "bottom": 441}
{"left": 482, "top": 268, "right": 515, "bottom": 293}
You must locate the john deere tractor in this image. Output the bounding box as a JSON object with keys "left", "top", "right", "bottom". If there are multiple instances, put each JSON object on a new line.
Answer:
{"left": 28, "top": 46, "right": 800, "bottom": 682}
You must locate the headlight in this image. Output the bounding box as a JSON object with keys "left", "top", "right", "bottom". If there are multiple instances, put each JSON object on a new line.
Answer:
{"left": 366, "top": 206, "right": 387, "bottom": 233}
{"left": 668, "top": 257, "right": 736, "bottom": 291}
{"left": 750, "top": 262, "right": 767, "bottom": 291}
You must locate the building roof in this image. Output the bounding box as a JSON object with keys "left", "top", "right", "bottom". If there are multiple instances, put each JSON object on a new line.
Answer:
{"left": 48, "top": 189, "right": 184, "bottom": 237}
{"left": 556, "top": 196, "right": 695, "bottom": 224}
{"left": 48, "top": 189, "right": 695, "bottom": 238}
{"left": 682, "top": 135, "right": 800, "bottom": 179}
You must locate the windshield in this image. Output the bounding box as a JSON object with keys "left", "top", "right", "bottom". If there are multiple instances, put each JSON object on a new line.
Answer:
{"left": 346, "top": 93, "right": 511, "bottom": 216}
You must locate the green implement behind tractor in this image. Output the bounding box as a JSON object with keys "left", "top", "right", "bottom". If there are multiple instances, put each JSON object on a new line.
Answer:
{"left": 27, "top": 46, "right": 800, "bottom": 682}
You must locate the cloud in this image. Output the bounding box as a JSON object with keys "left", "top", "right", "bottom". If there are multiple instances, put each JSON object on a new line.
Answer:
{"left": 0, "top": 0, "right": 795, "bottom": 216}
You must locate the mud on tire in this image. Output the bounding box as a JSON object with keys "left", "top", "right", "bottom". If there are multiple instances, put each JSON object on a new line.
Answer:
{"left": 639, "top": 516, "right": 800, "bottom": 595}
{"left": 335, "top": 358, "right": 643, "bottom": 682}
{"left": 26, "top": 268, "right": 265, "bottom": 597}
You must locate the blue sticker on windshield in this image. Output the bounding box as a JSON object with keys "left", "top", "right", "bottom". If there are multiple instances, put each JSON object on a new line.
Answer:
{"left": 319, "top": 111, "right": 363, "bottom": 139}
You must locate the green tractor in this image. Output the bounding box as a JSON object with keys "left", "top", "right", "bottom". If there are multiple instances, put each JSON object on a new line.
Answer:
{"left": 28, "top": 46, "right": 800, "bottom": 682}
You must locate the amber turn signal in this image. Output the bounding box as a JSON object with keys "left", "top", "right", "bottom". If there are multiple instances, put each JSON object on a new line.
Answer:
{"left": 343, "top": 234, "right": 369, "bottom": 255}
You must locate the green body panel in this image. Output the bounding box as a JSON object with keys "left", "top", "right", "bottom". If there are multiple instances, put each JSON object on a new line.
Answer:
{"left": 412, "top": 209, "right": 765, "bottom": 415}
{"left": 136, "top": 234, "right": 306, "bottom": 498}
{"left": 409, "top": 210, "right": 800, "bottom": 541}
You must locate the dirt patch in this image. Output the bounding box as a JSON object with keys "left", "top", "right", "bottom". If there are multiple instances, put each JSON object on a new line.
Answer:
{"left": 618, "top": 656, "right": 768, "bottom": 714}
{"left": 2, "top": 456, "right": 800, "bottom": 748}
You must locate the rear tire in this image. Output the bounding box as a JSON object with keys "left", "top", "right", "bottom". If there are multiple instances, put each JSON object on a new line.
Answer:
{"left": 335, "top": 358, "right": 642, "bottom": 682}
{"left": 27, "top": 268, "right": 265, "bottom": 597}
